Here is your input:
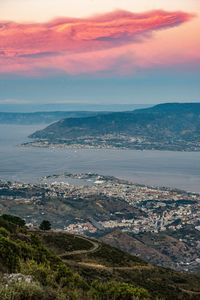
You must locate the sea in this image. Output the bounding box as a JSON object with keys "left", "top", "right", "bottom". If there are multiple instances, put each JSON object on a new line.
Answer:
{"left": 0, "top": 124, "right": 200, "bottom": 193}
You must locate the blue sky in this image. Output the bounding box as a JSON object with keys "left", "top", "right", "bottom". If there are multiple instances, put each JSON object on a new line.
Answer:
{"left": 0, "top": 68, "right": 199, "bottom": 105}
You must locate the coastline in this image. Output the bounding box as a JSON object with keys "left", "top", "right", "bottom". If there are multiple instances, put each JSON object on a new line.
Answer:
{"left": 21, "top": 140, "right": 200, "bottom": 152}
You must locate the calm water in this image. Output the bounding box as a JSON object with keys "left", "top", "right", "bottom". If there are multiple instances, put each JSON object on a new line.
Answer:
{"left": 0, "top": 124, "right": 200, "bottom": 193}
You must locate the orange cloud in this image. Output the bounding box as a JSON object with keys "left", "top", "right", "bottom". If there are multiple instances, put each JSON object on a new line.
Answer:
{"left": 0, "top": 10, "right": 194, "bottom": 75}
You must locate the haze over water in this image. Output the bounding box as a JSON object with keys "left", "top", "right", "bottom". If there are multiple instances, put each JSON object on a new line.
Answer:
{"left": 0, "top": 124, "right": 200, "bottom": 193}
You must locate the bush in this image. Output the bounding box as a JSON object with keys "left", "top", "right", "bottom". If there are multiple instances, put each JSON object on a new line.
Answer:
{"left": 0, "top": 280, "right": 58, "bottom": 300}
{"left": 0, "top": 227, "right": 9, "bottom": 237}
{"left": 1, "top": 215, "right": 26, "bottom": 228}
{"left": 89, "top": 280, "right": 150, "bottom": 300}
{"left": 0, "top": 217, "right": 17, "bottom": 233}
{"left": 0, "top": 236, "right": 20, "bottom": 272}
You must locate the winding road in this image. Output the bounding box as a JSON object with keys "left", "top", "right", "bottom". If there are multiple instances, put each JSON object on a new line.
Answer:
{"left": 59, "top": 235, "right": 100, "bottom": 257}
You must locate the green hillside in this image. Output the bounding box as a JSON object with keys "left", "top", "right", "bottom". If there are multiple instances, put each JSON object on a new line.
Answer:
{"left": 1, "top": 214, "right": 200, "bottom": 299}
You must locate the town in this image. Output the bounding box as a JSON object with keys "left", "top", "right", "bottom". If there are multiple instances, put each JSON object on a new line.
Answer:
{"left": 0, "top": 173, "right": 200, "bottom": 235}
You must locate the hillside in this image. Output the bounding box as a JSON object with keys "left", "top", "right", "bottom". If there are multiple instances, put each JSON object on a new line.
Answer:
{"left": 101, "top": 229, "right": 200, "bottom": 273}
{"left": 1, "top": 214, "right": 200, "bottom": 300}
{"left": 29, "top": 103, "right": 200, "bottom": 151}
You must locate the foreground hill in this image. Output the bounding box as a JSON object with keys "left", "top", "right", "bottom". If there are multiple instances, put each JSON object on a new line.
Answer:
{"left": 1, "top": 215, "right": 200, "bottom": 299}
{"left": 29, "top": 103, "right": 200, "bottom": 151}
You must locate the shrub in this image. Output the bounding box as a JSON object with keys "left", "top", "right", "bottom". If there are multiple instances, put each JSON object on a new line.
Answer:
{"left": 0, "top": 227, "right": 9, "bottom": 237}
{"left": 1, "top": 215, "right": 26, "bottom": 228}
{"left": 89, "top": 280, "right": 150, "bottom": 300}
{"left": 0, "top": 280, "right": 57, "bottom": 300}
{"left": 0, "top": 236, "right": 20, "bottom": 272}
{"left": 0, "top": 217, "right": 17, "bottom": 233}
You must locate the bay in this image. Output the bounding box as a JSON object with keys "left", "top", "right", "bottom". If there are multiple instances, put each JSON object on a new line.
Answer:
{"left": 0, "top": 124, "right": 199, "bottom": 193}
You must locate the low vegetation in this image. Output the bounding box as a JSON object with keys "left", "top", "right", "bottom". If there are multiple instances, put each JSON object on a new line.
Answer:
{"left": 40, "top": 233, "right": 93, "bottom": 255}
{"left": 0, "top": 214, "right": 200, "bottom": 299}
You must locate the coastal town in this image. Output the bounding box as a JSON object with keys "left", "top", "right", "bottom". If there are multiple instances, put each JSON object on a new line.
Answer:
{"left": 0, "top": 173, "right": 200, "bottom": 235}
{"left": 1, "top": 173, "right": 200, "bottom": 272}
{"left": 22, "top": 132, "right": 200, "bottom": 152}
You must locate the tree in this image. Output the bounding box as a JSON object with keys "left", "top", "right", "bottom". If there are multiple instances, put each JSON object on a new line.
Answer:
{"left": 39, "top": 220, "right": 51, "bottom": 231}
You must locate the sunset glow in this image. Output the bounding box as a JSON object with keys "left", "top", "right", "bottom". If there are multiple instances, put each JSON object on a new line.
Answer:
{"left": 0, "top": 0, "right": 199, "bottom": 103}
{"left": 0, "top": 10, "right": 194, "bottom": 75}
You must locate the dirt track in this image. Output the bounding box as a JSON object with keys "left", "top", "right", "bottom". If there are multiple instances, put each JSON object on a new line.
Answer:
{"left": 59, "top": 235, "right": 100, "bottom": 257}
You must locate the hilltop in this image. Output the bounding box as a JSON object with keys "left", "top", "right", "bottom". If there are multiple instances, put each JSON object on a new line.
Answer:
{"left": 29, "top": 103, "right": 200, "bottom": 151}
{"left": 1, "top": 214, "right": 200, "bottom": 300}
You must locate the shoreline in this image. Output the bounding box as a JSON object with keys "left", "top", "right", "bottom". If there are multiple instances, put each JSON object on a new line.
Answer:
{"left": 1, "top": 172, "right": 199, "bottom": 196}
{"left": 21, "top": 141, "right": 200, "bottom": 152}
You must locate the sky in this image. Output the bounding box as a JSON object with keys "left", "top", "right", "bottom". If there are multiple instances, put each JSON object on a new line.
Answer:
{"left": 0, "top": 0, "right": 200, "bottom": 106}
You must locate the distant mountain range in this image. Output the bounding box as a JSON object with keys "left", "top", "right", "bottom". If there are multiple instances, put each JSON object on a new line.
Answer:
{"left": 0, "top": 111, "right": 106, "bottom": 125}
{"left": 29, "top": 103, "right": 200, "bottom": 151}
{"left": 0, "top": 103, "right": 149, "bottom": 113}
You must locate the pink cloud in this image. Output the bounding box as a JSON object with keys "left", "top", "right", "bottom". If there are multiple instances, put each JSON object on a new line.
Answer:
{"left": 0, "top": 10, "right": 194, "bottom": 75}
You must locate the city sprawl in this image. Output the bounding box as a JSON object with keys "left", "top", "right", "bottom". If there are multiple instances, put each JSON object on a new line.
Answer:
{"left": 0, "top": 174, "right": 200, "bottom": 234}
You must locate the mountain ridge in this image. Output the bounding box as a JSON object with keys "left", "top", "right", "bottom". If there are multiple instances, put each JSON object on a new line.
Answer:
{"left": 0, "top": 111, "right": 108, "bottom": 125}
{"left": 29, "top": 103, "right": 200, "bottom": 151}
